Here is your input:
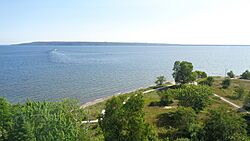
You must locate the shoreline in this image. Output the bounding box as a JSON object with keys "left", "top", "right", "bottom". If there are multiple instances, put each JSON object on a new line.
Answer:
{"left": 80, "top": 81, "right": 176, "bottom": 109}
{"left": 80, "top": 85, "right": 154, "bottom": 109}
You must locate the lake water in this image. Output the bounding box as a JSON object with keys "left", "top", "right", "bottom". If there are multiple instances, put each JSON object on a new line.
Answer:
{"left": 1, "top": 45, "right": 250, "bottom": 103}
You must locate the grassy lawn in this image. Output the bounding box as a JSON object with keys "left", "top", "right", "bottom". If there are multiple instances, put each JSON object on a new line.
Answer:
{"left": 212, "top": 76, "right": 250, "bottom": 106}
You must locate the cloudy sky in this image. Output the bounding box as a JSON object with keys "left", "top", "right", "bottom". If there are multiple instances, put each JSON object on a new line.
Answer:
{"left": 1, "top": 0, "right": 250, "bottom": 44}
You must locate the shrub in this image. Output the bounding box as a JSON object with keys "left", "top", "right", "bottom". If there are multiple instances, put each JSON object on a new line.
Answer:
{"left": 198, "top": 76, "right": 214, "bottom": 86}
{"left": 158, "top": 89, "right": 176, "bottom": 106}
{"left": 227, "top": 70, "right": 235, "bottom": 78}
{"left": 177, "top": 85, "right": 212, "bottom": 112}
{"left": 204, "top": 107, "right": 248, "bottom": 141}
{"left": 159, "top": 107, "right": 197, "bottom": 140}
{"left": 194, "top": 71, "right": 207, "bottom": 79}
{"left": 221, "top": 78, "right": 231, "bottom": 89}
{"left": 244, "top": 91, "right": 250, "bottom": 110}
{"left": 234, "top": 86, "right": 245, "bottom": 99}
{"left": 241, "top": 70, "right": 250, "bottom": 80}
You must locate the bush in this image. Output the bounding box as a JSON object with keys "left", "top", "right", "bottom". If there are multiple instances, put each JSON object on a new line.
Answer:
{"left": 241, "top": 70, "right": 250, "bottom": 80}
{"left": 204, "top": 107, "right": 248, "bottom": 141}
{"left": 158, "top": 89, "right": 176, "bottom": 106}
{"left": 194, "top": 71, "right": 207, "bottom": 79}
{"left": 234, "top": 86, "right": 245, "bottom": 99}
{"left": 158, "top": 107, "right": 197, "bottom": 140}
{"left": 198, "top": 76, "right": 214, "bottom": 86}
{"left": 177, "top": 85, "right": 212, "bottom": 112}
{"left": 221, "top": 78, "right": 231, "bottom": 89}
{"left": 244, "top": 91, "right": 250, "bottom": 110}
{"left": 227, "top": 71, "right": 235, "bottom": 78}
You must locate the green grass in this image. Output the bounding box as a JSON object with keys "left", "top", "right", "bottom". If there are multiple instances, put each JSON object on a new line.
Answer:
{"left": 211, "top": 77, "right": 250, "bottom": 106}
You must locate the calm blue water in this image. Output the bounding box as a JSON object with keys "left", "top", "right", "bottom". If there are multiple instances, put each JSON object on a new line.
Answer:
{"left": 1, "top": 45, "right": 250, "bottom": 103}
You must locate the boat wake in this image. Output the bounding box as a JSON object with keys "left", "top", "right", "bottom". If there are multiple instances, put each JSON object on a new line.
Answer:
{"left": 48, "top": 49, "right": 112, "bottom": 64}
{"left": 49, "top": 49, "right": 76, "bottom": 63}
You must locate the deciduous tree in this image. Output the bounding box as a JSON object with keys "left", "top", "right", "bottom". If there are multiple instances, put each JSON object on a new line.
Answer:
{"left": 172, "top": 61, "right": 196, "bottom": 84}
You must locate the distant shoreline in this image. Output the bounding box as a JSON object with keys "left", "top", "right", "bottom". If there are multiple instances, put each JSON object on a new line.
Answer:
{"left": 9, "top": 41, "right": 250, "bottom": 46}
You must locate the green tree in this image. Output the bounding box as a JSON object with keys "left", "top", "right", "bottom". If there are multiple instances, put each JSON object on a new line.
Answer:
{"left": 177, "top": 85, "right": 212, "bottom": 112}
{"left": 227, "top": 71, "right": 235, "bottom": 78}
{"left": 8, "top": 99, "right": 87, "bottom": 141}
{"left": 194, "top": 71, "right": 207, "bottom": 79}
{"left": 241, "top": 70, "right": 250, "bottom": 80}
{"left": 99, "top": 94, "right": 157, "bottom": 141}
{"left": 234, "top": 86, "right": 245, "bottom": 99}
{"left": 198, "top": 76, "right": 214, "bottom": 86}
{"left": 0, "top": 97, "right": 12, "bottom": 141}
{"left": 204, "top": 107, "right": 249, "bottom": 141}
{"left": 222, "top": 78, "right": 231, "bottom": 89}
{"left": 172, "top": 61, "right": 196, "bottom": 84}
{"left": 155, "top": 76, "right": 166, "bottom": 86}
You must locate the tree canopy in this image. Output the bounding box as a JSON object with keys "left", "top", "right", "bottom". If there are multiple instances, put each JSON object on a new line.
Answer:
{"left": 99, "top": 93, "right": 157, "bottom": 141}
{"left": 176, "top": 85, "right": 212, "bottom": 112}
{"left": 204, "top": 107, "right": 249, "bottom": 141}
{"left": 0, "top": 98, "right": 88, "bottom": 141}
{"left": 172, "top": 61, "right": 196, "bottom": 84}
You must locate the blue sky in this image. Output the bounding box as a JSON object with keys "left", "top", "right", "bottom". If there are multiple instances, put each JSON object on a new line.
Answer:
{"left": 1, "top": 0, "right": 250, "bottom": 44}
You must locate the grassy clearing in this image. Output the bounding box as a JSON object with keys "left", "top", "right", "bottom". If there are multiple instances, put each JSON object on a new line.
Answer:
{"left": 212, "top": 77, "right": 250, "bottom": 106}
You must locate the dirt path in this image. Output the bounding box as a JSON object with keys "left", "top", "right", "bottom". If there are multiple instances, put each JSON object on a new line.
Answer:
{"left": 213, "top": 93, "right": 249, "bottom": 113}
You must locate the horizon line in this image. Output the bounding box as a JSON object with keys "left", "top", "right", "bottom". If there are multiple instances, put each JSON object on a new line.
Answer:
{"left": 2, "top": 41, "right": 250, "bottom": 46}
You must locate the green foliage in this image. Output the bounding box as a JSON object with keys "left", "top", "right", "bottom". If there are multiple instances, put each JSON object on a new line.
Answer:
{"left": 0, "top": 98, "right": 87, "bottom": 141}
{"left": 0, "top": 97, "right": 12, "bottom": 141}
{"left": 204, "top": 107, "right": 249, "bottom": 141}
{"left": 241, "top": 70, "right": 250, "bottom": 80}
{"left": 221, "top": 78, "right": 231, "bottom": 89}
{"left": 168, "top": 107, "right": 197, "bottom": 132}
{"left": 198, "top": 76, "right": 214, "bottom": 86}
{"left": 158, "top": 107, "right": 199, "bottom": 140}
{"left": 158, "top": 89, "right": 175, "bottom": 106}
{"left": 174, "top": 138, "right": 190, "bottom": 141}
{"left": 227, "top": 70, "right": 235, "bottom": 78}
{"left": 176, "top": 85, "right": 212, "bottom": 112}
{"left": 155, "top": 76, "right": 166, "bottom": 86}
{"left": 172, "top": 61, "right": 195, "bottom": 84}
{"left": 234, "top": 86, "right": 245, "bottom": 99}
{"left": 194, "top": 71, "right": 207, "bottom": 79}
{"left": 99, "top": 93, "right": 157, "bottom": 141}
{"left": 244, "top": 91, "right": 250, "bottom": 109}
